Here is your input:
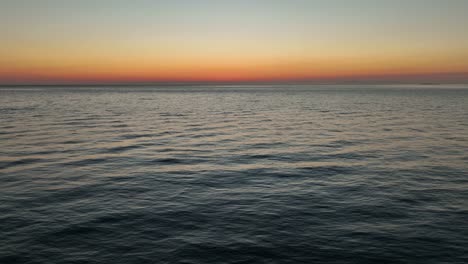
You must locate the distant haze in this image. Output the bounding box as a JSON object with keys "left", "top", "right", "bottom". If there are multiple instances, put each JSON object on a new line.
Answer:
{"left": 1, "top": 0, "right": 468, "bottom": 84}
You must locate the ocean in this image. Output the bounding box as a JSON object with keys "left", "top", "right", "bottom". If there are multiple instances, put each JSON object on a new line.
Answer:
{"left": 1, "top": 85, "right": 467, "bottom": 263}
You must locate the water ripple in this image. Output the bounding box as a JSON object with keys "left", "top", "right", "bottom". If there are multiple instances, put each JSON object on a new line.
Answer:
{"left": 1, "top": 85, "right": 468, "bottom": 263}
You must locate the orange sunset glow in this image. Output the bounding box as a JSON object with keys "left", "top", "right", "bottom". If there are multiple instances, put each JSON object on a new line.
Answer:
{"left": 1, "top": 0, "right": 468, "bottom": 84}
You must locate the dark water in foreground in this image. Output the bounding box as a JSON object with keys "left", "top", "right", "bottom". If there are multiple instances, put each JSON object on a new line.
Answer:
{"left": 1, "top": 85, "right": 468, "bottom": 263}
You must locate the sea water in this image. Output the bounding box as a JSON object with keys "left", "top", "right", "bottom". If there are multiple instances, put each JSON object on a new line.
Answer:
{"left": 1, "top": 85, "right": 467, "bottom": 263}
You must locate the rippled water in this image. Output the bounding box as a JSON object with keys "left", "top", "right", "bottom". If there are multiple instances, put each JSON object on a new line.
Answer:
{"left": 1, "top": 85, "right": 468, "bottom": 263}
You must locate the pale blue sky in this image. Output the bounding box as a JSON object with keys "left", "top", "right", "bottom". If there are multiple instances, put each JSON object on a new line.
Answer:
{"left": 1, "top": 0, "right": 468, "bottom": 83}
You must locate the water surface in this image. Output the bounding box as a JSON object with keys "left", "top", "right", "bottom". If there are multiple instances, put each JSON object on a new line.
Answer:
{"left": 1, "top": 85, "right": 468, "bottom": 263}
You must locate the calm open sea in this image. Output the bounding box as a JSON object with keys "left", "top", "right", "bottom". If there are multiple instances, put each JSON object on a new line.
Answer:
{"left": 1, "top": 85, "right": 467, "bottom": 263}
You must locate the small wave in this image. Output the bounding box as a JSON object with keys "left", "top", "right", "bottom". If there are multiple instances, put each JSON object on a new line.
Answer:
{"left": 299, "top": 165, "right": 358, "bottom": 176}
{"left": 120, "top": 133, "right": 153, "bottom": 139}
{"left": 103, "top": 145, "right": 142, "bottom": 153}
{"left": 0, "top": 158, "right": 44, "bottom": 170}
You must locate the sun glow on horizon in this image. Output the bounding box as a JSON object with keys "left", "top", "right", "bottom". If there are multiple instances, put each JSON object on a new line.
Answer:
{"left": 1, "top": 0, "right": 468, "bottom": 84}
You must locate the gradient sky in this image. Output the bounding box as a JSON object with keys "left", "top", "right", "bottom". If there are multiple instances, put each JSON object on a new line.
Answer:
{"left": 1, "top": 0, "right": 468, "bottom": 84}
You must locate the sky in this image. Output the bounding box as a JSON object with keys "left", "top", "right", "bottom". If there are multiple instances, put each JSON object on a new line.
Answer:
{"left": 1, "top": 0, "right": 468, "bottom": 84}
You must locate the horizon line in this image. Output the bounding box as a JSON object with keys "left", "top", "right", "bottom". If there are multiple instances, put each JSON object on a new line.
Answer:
{"left": 1, "top": 81, "right": 468, "bottom": 87}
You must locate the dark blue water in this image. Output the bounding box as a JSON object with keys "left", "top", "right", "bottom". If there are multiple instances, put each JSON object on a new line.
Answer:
{"left": 1, "top": 85, "right": 468, "bottom": 263}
